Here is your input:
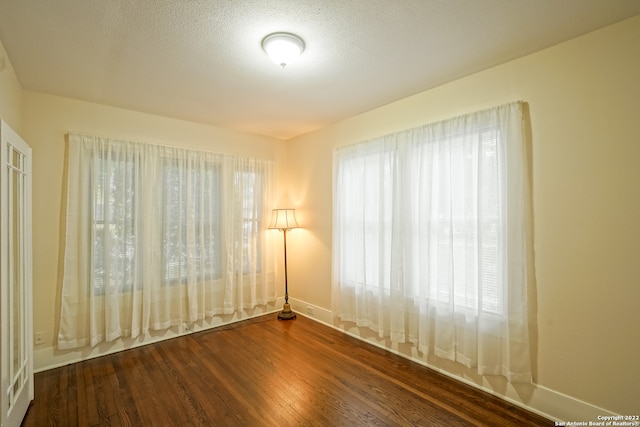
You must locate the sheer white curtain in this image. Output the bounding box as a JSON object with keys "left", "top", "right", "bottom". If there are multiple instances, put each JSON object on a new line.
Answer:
{"left": 333, "top": 102, "right": 532, "bottom": 382}
{"left": 58, "top": 134, "right": 276, "bottom": 349}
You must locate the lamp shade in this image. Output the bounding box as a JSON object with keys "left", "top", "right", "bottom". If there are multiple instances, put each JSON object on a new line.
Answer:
{"left": 268, "top": 209, "right": 299, "bottom": 230}
{"left": 262, "top": 33, "right": 305, "bottom": 67}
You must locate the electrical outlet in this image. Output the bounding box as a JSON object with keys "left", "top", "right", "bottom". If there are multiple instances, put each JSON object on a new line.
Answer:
{"left": 34, "top": 331, "right": 45, "bottom": 345}
{"left": 306, "top": 306, "right": 314, "bottom": 316}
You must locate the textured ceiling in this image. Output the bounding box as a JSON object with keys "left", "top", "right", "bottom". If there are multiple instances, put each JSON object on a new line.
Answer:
{"left": 0, "top": 1, "right": 639, "bottom": 140}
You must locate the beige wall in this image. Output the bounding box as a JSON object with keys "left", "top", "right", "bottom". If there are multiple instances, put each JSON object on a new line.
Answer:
{"left": 286, "top": 16, "right": 640, "bottom": 416}
{"left": 3, "top": 14, "right": 639, "bottom": 422}
{"left": 20, "top": 91, "right": 287, "bottom": 363}
{"left": 0, "top": 37, "right": 22, "bottom": 131}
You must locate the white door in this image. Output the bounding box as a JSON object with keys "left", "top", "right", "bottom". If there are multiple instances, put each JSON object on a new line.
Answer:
{"left": 0, "top": 120, "right": 33, "bottom": 427}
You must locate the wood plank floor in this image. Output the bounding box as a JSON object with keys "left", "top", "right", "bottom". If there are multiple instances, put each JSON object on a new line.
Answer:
{"left": 23, "top": 315, "right": 552, "bottom": 426}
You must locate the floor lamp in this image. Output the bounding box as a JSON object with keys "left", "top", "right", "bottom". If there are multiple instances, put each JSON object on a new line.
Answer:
{"left": 268, "top": 208, "right": 299, "bottom": 320}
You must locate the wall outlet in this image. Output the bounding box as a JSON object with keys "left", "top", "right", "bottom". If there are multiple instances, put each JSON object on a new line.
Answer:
{"left": 34, "top": 331, "right": 45, "bottom": 345}
{"left": 306, "top": 306, "right": 314, "bottom": 316}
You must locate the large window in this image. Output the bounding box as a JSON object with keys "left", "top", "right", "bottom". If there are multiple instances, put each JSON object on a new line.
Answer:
{"left": 336, "top": 131, "right": 502, "bottom": 312}
{"left": 333, "top": 102, "right": 533, "bottom": 382}
{"left": 92, "top": 155, "right": 224, "bottom": 292}
{"left": 58, "top": 134, "right": 276, "bottom": 350}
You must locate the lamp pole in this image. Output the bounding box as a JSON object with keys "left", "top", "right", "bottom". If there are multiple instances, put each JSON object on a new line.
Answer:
{"left": 278, "top": 227, "right": 296, "bottom": 320}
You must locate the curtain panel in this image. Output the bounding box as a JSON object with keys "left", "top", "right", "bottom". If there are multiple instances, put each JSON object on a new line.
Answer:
{"left": 332, "top": 102, "right": 533, "bottom": 382}
{"left": 58, "top": 134, "right": 276, "bottom": 350}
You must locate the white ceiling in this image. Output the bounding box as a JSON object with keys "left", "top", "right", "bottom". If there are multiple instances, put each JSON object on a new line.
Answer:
{"left": 1, "top": 1, "right": 639, "bottom": 140}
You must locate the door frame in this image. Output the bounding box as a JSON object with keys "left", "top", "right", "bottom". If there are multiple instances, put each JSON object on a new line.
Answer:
{"left": 1, "top": 120, "right": 33, "bottom": 427}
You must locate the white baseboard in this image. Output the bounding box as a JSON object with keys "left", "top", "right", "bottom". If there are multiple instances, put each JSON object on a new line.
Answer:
{"left": 34, "top": 297, "right": 617, "bottom": 423}
{"left": 287, "top": 297, "right": 619, "bottom": 424}
{"left": 34, "top": 301, "right": 284, "bottom": 373}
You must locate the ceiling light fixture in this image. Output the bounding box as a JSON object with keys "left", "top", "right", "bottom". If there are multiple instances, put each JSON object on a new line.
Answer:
{"left": 262, "top": 32, "right": 305, "bottom": 68}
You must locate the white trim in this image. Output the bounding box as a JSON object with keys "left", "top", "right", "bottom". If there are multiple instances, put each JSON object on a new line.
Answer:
{"left": 34, "top": 301, "right": 284, "bottom": 373}
{"left": 34, "top": 295, "right": 618, "bottom": 423}
{"left": 287, "top": 297, "right": 619, "bottom": 424}
{"left": 1, "top": 120, "right": 34, "bottom": 426}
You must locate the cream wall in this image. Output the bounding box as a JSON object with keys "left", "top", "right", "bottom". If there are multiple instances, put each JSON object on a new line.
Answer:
{"left": 3, "top": 14, "right": 639, "bottom": 423}
{"left": 20, "top": 91, "right": 287, "bottom": 366}
{"left": 0, "top": 37, "right": 22, "bottom": 131}
{"left": 286, "top": 16, "right": 640, "bottom": 418}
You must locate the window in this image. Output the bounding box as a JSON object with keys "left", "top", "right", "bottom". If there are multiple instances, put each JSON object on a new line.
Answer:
{"left": 92, "top": 156, "right": 225, "bottom": 291}
{"left": 336, "top": 128, "right": 503, "bottom": 314}
{"left": 162, "top": 160, "right": 222, "bottom": 284}
{"left": 59, "top": 134, "right": 276, "bottom": 350}
{"left": 89, "top": 156, "right": 270, "bottom": 291}
{"left": 337, "top": 148, "right": 394, "bottom": 294}
{"left": 333, "top": 102, "right": 532, "bottom": 382}
{"left": 236, "top": 170, "right": 264, "bottom": 275}
{"left": 421, "top": 128, "right": 503, "bottom": 315}
{"left": 92, "top": 152, "right": 137, "bottom": 295}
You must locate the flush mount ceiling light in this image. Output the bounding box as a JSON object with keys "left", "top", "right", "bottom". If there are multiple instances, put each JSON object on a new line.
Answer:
{"left": 262, "top": 32, "right": 305, "bottom": 68}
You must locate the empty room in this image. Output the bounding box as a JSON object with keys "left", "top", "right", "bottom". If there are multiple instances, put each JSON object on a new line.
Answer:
{"left": 1, "top": 1, "right": 639, "bottom": 425}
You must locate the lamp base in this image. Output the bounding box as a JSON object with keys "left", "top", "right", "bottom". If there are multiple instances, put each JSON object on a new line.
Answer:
{"left": 277, "top": 303, "right": 296, "bottom": 320}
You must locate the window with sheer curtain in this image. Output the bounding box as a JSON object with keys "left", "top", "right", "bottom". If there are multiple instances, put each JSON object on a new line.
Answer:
{"left": 333, "top": 102, "right": 533, "bottom": 382}
{"left": 58, "top": 133, "right": 276, "bottom": 350}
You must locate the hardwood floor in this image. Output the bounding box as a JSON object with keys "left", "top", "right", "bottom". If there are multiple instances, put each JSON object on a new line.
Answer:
{"left": 23, "top": 315, "right": 551, "bottom": 426}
